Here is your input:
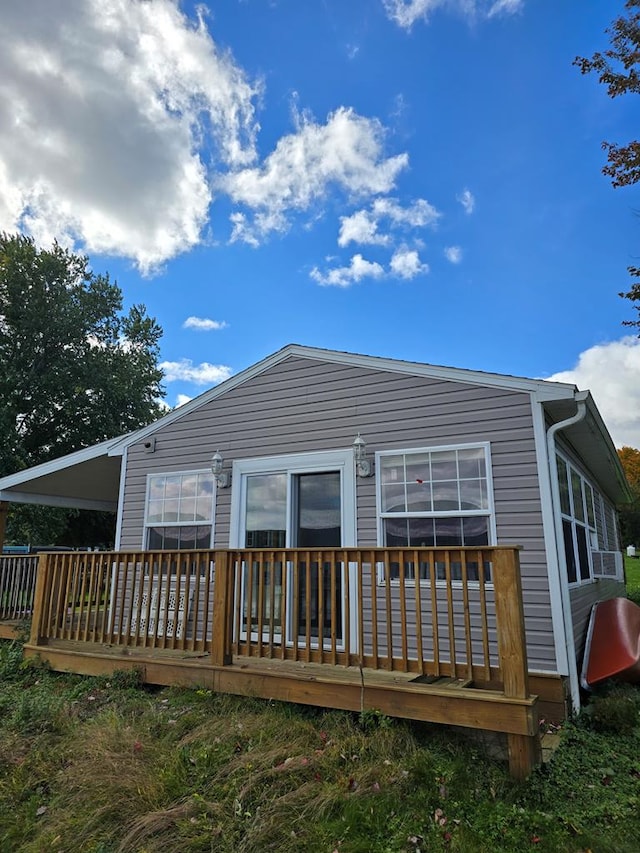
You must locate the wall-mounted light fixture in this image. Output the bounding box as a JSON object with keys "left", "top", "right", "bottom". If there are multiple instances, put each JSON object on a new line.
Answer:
{"left": 353, "top": 432, "right": 372, "bottom": 478}
{"left": 211, "top": 449, "right": 230, "bottom": 488}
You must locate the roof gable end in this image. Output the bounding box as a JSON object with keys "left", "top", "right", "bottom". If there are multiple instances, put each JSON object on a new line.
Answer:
{"left": 111, "top": 344, "right": 578, "bottom": 452}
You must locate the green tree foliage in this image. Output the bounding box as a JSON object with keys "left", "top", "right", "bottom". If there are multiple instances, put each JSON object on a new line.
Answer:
{"left": 574, "top": 1, "right": 640, "bottom": 330}
{"left": 0, "top": 233, "right": 165, "bottom": 544}
{"left": 618, "top": 446, "right": 640, "bottom": 545}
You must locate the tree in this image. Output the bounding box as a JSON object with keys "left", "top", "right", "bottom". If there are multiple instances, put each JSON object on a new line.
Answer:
{"left": 0, "top": 233, "right": 165, "bottom": 544}
{"left": 574, "top": 1, "right": 640, "bottom": 330}
{"left": 618, "top": 446, "right": 640, "bottom": 545}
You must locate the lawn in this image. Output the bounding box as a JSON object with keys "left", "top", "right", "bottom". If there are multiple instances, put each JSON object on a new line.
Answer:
{"left": 1, "top": 637, "right": 640, "bottom": 853}
{"left": 625, "top": 554, "right": 640, "bottom": 601}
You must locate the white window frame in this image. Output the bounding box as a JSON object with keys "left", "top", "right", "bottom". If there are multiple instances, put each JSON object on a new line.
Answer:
{"left": 142, "top": 469, "right": 216, "bottom": 551}
{"left": 556, "top": 452, "right": 598, "bottom": 587}
{"left": 229, "top": 449, "right": 358, "bottom": 651}
{"left": 230, "top": 450, "right": 357, "bottom": 548}
{"left": 375, "top": 441, "right": 497, "bottom": 586}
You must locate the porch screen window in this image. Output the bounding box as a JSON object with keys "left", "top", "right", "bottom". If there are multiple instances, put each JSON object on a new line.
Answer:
{"left": 145, "top": 472, "right": 214, "bottom": 550}
{"left": 556, "top": 455, "right": 596, "bottom": 584}
{"left": 379, "top": 445, "right": 493, "bottom": 582}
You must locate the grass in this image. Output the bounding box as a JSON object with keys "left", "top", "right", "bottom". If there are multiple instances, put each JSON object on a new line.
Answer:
{"left": 625, "top": 554, "right": 640, "bottom": 602}
{"left": 1, "top": 568, "right": 639, "bottom": 852}
{"left": 1, "top": 640, "right": 640, "bottom": 852}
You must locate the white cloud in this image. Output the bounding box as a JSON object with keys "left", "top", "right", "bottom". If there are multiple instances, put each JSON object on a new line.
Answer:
{"left": 383, "top": 0, "right": 446, "bottom": 28}
{"left": 374, "top": 196, "right": 440, "bottom": 228}
{"left": 444, "top": 245, "right": 462, "bottom": 263}
{"left": 457, "top": 188, "right": 475, "bottom": 214}
{"left": 487, "top": 0, "right": 523, "bottom": 17}
{"left": 311, "top": 247, "right": 428, "bottom": 285}
{"left": 546, "top": 337, "right": 640, "bottom": 448}
{"left": 160, "top": 359, "right": 233, "bottom": 385}
{"left": 338, "top": 197, "right": 439, "bottom": 247}
{"left": 229, "top": 209, "right": 289, "bottom": 247}
{"left": 225, "top": 107, "right": 408, "bottom": 244}
{"left": 382, "top": 0, "right": 524, "bottom": 29}
{"left": 389, "top": 246, "right": 429, "bottom": 279}
{"left": 310, "top": 254, "right": 385, "bottom": 288}
{"left": 183, "top": 317, "right": 228, "bottom": 331}
{"left": 0, "top": 0, "right": 260, "bottom": 273}
{"left": 175, "top": 394, "right": 193, "bottom": 407}
{"left": 338, "top": 209, "right": 390, "bottom": 247}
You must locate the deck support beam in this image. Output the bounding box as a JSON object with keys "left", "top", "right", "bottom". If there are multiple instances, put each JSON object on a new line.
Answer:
{"left": 22, "top": 642, "right": 538, "bottom": 741}
{"left": 493, "top": 548, "right": 541, "bottom": 777}
{"left": 211, "top": 550, "right": 233, "bottom": 666}
{"left": 29, "top": 553, "right": 51, "bottom": 646}
{"left": 507, "top": 732, "right": 542, "bottom": 781}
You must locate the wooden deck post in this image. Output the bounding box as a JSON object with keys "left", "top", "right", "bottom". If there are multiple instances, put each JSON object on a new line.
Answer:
{"left": 211, "top": 550, "right": 233, "bottom": 666}
{"left": 0, "top": 501, "right": 8, "bottom": 554}
{"left": 29, "top": 553, "right": 51, "bottom": 646}
{"left": 493, "top": 547, "right": 541, "bottom": 779}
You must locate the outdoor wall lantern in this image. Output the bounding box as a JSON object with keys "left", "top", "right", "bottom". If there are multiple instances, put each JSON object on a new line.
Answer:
{"left": 211, "top": 450, "right": 230, "bottom": 488}
{"left": 353, "top": 433, "right": 372, "bottom": 478}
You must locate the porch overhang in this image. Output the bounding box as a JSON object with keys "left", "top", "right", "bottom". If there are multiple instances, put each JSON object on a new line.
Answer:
{"left": 0, "top": 438, "right": 124, "bottom": 512}
{"left": 544, "top": 394, "right": 631, "bottom": 505}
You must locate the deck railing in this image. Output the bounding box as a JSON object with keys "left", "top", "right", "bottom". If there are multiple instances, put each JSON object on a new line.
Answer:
{"left": 226, "top": 548, "right": 501, "bottom": 679}
{"left": 30, "top": 550, "right": 215, "bottom": 652}
{"left": 28, "top": 546, "right": 527, "bottom": 690}
{"left": 0, "top": 555, "right": 39, "bottom": 621}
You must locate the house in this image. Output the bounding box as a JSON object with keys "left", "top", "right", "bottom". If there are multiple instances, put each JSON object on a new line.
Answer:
{"left": 0, "top": 344, "right": 630, "bottom": 777}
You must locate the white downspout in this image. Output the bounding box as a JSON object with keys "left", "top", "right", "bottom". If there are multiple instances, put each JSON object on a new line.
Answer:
{"left": 546, "top": 391, "right": 588, "bottom": 713}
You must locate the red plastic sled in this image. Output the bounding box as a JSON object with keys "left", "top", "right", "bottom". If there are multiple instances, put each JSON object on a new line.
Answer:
{"left": 581, "top": 597, "right": 640, "bottom": 689}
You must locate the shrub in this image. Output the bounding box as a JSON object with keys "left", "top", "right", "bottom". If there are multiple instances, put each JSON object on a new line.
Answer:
{"left": 585, "top": 692, "right": 640, "bottom": 734}
{"left": 0, "top": 640, "right": 24, "bottom": 681}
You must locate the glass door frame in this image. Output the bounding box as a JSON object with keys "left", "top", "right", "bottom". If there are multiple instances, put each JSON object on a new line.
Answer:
{"left": 229, "top": 449, "right": 358, "bottom": 651}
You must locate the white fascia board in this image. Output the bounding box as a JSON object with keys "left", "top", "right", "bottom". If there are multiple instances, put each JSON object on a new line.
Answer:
{"left": 532, "top": 385, "right": 580, "bottom": 403}
{"left": 109, "top": 347, "right": 300, "bottom": 452}
{"left": 0, "top": 436, "right": 123, "bottom": 492}
{"left": 113, "top": 446, "right": 128, "bottom": 550}
{"left": 288, "top": 345, "right": 578, "bottom": 397}
{"left": 0, "top": 489, "right": 117, "bottom": 511}
{"left": 112, "top": 344, "right": 578, "bottom": 452}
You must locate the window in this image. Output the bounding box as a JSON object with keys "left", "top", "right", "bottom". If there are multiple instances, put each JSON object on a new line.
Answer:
{"left": 556, "top": 454, "right": 623, "bottom": 582}
{"left": 556, "top": 455, "right": 596, "bottom": 584}
{"left": 144, "top": 471, "right": 214, "bottom": 550}
{"left": 377, "top": 444, "right": 494, "bottom": 583}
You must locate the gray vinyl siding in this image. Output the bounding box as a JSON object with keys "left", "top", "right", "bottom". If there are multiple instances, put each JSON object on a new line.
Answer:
{"left": 119, "top": 354, "right": 556, "bottom": 671}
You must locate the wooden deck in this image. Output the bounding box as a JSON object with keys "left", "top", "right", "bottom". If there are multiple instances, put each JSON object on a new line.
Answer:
{"left": 4, "top": 546, "right": 542, "bottom": 777}
{"left": 24, "top": 638, "right": 538, "bottom": 738}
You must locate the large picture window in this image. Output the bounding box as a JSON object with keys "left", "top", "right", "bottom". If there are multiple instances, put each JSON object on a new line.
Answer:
{"left": 144, "top": 471, "right": 214, "bottom": 550}
{"left": 377, "top": 444, "right": 494, "bottom": 582}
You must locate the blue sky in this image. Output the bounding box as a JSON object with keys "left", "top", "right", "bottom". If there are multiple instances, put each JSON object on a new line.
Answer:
{"left": 1, "top": 0, "right": 639, "bottom": 446}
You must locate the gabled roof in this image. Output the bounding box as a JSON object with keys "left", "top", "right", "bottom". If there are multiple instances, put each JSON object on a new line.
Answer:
{"left": 109, "top": 343, "right": 580, "bottom": 452}
{"left": 0, "top": 343, "right": 629, "bottom": 509}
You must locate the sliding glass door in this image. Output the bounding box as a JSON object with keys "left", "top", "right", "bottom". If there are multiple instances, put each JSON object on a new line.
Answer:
{"left": 233, "top": 451, "right": 356, "bottom": 650}
{"left": 293, "top": 471, "right": 342, "bottom": 644}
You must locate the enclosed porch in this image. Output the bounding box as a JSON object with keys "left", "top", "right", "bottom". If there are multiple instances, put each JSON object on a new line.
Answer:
{"left": 3, "top": 546, "right": 541, "bottom": 777}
